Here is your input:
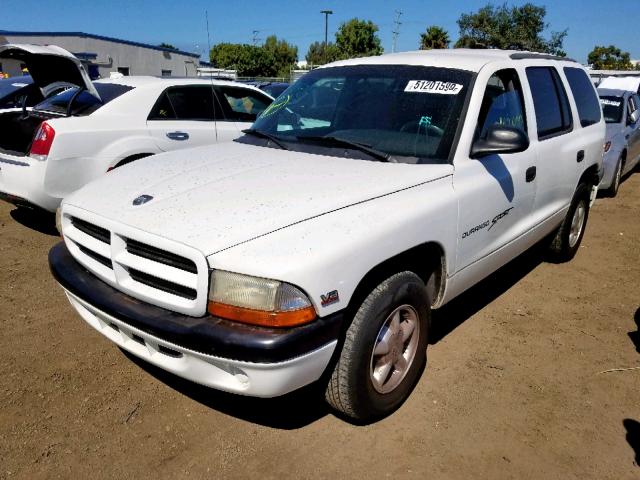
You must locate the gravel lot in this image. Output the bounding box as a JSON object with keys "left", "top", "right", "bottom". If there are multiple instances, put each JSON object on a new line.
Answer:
{"left": 0, "top": 174, "right": 638, "bottom": 479}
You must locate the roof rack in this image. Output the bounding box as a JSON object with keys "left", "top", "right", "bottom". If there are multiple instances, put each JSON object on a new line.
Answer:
{"left": 509, "top": 52, "right": 577, "bottom": 63}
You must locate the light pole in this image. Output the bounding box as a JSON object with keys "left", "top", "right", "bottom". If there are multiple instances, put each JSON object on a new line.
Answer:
{"left": 321, "top": 10, "right": 333, "bottom": 63}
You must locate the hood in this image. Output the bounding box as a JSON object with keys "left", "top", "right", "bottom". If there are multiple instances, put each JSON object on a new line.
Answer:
{"left": 65, "top": 142, "right": 452, "bottom": 255}
{"left": 0, "top": 44, "right": 100, "bottom": 100}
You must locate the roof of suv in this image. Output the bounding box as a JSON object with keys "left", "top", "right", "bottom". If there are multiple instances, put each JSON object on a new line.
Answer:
{"left": 325, "top": 48, "right": 577, "bottom": 73}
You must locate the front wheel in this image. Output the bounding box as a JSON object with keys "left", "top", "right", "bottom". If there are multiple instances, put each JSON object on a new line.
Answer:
{"left": 547, "top": 182, "right": 591, "bottom": 262}
{"left": 607, "top": 159, "right": 622, "bottom": 197}
{"left": 324, "top": 271, "right": 429, "bottom": 422}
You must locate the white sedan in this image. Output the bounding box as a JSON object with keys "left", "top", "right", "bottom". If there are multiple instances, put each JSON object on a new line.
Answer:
{"left": 0, "top": 44, "right": 273, "bottom": 212}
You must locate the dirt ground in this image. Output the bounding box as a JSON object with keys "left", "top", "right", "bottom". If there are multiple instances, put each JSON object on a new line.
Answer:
{"left": 0, "top": 175, "right": 638, "bottom": 480}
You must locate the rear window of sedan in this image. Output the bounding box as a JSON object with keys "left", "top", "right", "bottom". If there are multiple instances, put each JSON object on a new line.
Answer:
{"left": 34, "top": 83, "right": 134, "bottom": 116}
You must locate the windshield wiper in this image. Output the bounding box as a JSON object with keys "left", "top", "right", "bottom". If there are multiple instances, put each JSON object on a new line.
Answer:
{"left": 242, "top": 128, "right": 289, "bottom": 150}
{"left": 296, "top": 135, "right": 392, "bottom": 162}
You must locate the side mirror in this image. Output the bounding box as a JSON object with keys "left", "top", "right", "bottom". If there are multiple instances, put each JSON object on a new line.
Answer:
{"left": 470, "top": 124, "right": 530, "bottom": 159}
{"left": 628, "top": 109, "right": 639, "bottom": 125}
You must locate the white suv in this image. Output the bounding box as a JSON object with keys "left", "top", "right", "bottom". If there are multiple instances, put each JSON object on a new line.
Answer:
{"left": 51, "top": 49, "right": 605, "bottom": 422}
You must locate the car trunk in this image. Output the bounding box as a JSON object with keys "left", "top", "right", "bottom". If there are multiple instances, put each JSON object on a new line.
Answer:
{"left": 0, "top": 111, "right": 52, "bottom": 156}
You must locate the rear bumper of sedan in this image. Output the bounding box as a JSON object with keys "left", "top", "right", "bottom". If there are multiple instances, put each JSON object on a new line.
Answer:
{"left": 0, "top": 154, "right": 60, "bottom": 211}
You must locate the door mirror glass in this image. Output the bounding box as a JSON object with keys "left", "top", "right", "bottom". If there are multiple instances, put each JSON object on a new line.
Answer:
{"left": 470, "top": 124, "right": 530, "bottom": 159}
{"left": 629, "top": 109, "right": 639, "bottom": 125}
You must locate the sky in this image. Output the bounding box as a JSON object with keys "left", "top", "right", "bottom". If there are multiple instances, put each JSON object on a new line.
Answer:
{"left": 2, "top": 0, "right": 640, "bottom": 64}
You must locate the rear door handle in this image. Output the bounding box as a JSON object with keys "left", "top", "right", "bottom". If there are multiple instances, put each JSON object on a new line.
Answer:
{"left": 166, "top": 131, "right": 189, "bottom": 141}
{"left": 526, "top": 166, "right": 537, "bottom": 182}
{"left": 577, "top": 150, "right": 585, "bottom": 162}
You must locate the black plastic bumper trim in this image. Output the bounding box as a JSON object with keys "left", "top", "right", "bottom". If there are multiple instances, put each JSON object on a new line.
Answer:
{"left": 49, "top": 242, "right": 344, "bottom": 363}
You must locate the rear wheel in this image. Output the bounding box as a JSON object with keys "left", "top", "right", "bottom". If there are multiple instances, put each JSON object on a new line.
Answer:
{"left": 548, "top": 182, "right": 590, "bottom": 262}
{"left": 325, "top": 271, "right": 429, "bottom": 422}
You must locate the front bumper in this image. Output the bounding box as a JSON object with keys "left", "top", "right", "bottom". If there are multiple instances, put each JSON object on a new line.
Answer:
{"left": 50, "top": 242, "right": 344, "bottom": 397}
{"left": 0, "top": 154, "right": 60, "bottom": 211}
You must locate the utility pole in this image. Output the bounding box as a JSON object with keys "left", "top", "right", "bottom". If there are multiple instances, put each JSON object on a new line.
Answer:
{"left": 392, "top": 9, "right": 402, "bottom": 53}
{"left": 320, "top": 10, "right": 333, "bottom": 63}
{"left": 252, "top": 30, "right": 260, "bottom": 46}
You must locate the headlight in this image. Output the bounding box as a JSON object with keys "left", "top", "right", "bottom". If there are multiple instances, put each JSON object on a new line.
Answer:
{"left": 604, "top": 141, "right": 611, "bottom": 153}
{"left": 208, "top": 270, "right": 316, "bottom": 327}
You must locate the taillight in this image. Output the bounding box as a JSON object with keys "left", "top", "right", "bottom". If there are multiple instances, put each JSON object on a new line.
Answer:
{"left": 29, "top": 122, "right": 55, "bottom": 160}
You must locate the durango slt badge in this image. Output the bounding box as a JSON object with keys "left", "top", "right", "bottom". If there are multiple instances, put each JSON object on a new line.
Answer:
{"left": 132, "top": 194, "right": 154, "bottom": 206}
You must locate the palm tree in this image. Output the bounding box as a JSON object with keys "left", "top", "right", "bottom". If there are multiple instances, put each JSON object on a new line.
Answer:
{"left": 420, "top": 26, "right": 450, "bottom": 50}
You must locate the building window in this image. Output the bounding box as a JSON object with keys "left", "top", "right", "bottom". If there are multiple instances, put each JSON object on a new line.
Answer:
{"left": 161, "top": 69, "right": 172, "bottom": 77}
{"left": 117, "top": 67, "right": 130, "bottom": 76}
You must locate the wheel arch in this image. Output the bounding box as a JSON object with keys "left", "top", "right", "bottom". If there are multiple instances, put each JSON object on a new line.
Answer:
{"left": 346, "top": 241, "right": 447, "bottom": 316}
{"left": 109, "top": 152, "right": 155, "bottom": 171}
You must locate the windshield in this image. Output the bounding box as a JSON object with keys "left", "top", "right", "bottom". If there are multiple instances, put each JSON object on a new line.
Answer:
{"left": 599, "top": 95, "right": 623, "bottom": 124}
{"left": 249, "top": 65, "right": 473, "bottom": 163}
{"left": 33, "top": 83, "right": 134, "bottom": 116}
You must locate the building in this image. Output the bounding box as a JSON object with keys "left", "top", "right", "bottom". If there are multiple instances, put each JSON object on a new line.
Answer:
{"left": 0, "top": 31, "right": 201, "bottom": 78}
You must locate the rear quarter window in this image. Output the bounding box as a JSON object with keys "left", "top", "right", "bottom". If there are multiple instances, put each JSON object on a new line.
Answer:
{"left": 563, "top": 67, "right": 601, "bottom": 127}
{"left": 526, "top": 67, "right": 573, "bottom": 140}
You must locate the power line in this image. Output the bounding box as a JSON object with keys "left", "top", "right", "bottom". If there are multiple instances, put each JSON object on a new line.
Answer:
{"left": 392, "top": 10, "right": 403, "bottom": 53}
{"left": 252, "top": 30, "right": 261, "bottom": 46}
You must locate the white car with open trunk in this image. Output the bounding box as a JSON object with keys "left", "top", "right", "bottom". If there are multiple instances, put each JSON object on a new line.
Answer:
{"left": 51, "top": 49, "right": 604, "bottom": 422}
{"left": 0, "top": 44, "right": 273, "bottom": 212}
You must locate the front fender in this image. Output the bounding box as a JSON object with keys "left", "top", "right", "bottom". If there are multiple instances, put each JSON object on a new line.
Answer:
{"left": 207, "top": 177, "right": 457, "bottom": 317}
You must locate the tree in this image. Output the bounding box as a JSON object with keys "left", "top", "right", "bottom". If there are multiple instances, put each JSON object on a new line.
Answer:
{"left": 305, "top": 41, "right": 341, "bottom": 66}
{"left": 263, "top": 35, "right": 298, "bottom": 77}
{"left": 210, "top": 43, "right": 277, "bottom": 77}
{"left": 455, "top": 3, "right": 567, "bottom": 56}
{"left": 335, "top": 18, "right": 383, "bottom": 59}
{"left": 419, "top": 26, "right": 450, "bottom": 50}
{"left": 159, "top": 43, "right": 177, "bottom": 50}
{"left": 588, "top": 45, "right": 634, "bottom": 70}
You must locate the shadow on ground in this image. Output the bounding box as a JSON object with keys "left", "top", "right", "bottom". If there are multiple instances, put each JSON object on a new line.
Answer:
{"left": 430, "top": 242, "right": 545, "bottom": 344}
{"left": 122, "top": 349, "right": 330, "bottom": 430}
{"left": 9, "top": 207, "right": 58, "bottom": 236}
{"left": 624, "top": 419, "right": 640, "bottom": 466}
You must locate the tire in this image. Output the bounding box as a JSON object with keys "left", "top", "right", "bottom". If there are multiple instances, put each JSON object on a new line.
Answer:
{"left": 607, "top": 159, "right": 622, "bottom": 198}
{"left": 547, "top": 182, "right": 591, "bottom": 262}
{"left": 325, "top": 271, "right": 430, "bottom": 422}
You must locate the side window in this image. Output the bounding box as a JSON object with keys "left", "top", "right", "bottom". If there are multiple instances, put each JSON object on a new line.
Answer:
{"left": 526, "top": 67, "right": 573, "bottom": 140}
{"left": 218, "top": 87, "right": 271, "bottom": 122}
{"left": 148, "top": 91, "right": 177, "bottom": 120}
{"left": 475, "top": 68, "right": 527, "bottom": 140}
{"left": 563, "top": 67, "right": 602, "bottom": 127}
{"left": 148, "top": 86, "right": 225, "bottom": 121}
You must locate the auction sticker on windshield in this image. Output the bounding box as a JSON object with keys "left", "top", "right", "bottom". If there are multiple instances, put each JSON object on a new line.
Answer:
{"left": 405, "top": 80, "right": 463, "bottom": 95}
{"left": 600, "top": 99, "right": 621, "bottom": 107}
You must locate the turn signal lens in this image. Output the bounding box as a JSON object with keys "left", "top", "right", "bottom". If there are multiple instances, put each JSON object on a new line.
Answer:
{"left": 29, "top": 122, "right": 55, "bottom": 160}
{"left": 603, "top": 141, "right": 611, "bottom": 153}
{"left": 208, "top": 270, "right": 316, "bottom": 327}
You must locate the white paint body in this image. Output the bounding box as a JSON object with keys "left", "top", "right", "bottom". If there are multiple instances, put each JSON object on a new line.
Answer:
{"left": 0, "top": 76, "right": 271, "bottom": 211}
{"left": 58, "top": 49, "right": 605, "bottom": 396}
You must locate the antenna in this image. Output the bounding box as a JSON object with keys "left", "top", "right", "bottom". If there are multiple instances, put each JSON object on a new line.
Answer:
{"left": 206, "top": 10, "right": 218, "bottom": 142}
{"left": 392, "top": 10, "right": 402, "bottom": 53}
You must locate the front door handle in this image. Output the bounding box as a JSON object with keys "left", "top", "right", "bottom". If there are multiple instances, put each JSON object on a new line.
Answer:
{"left": 166, "top": 131, "right": 189, "bottom": 141}
{"left": 577, "top": 150, "right": 585, "bottom": 162}
{"left": 526, "top": 166, "right": 537, "bottom": 182}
